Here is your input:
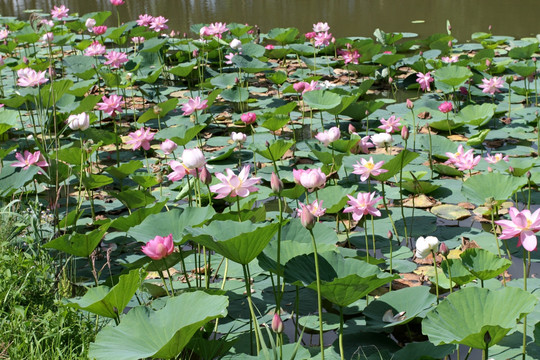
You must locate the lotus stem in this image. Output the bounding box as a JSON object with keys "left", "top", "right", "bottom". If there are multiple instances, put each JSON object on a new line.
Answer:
{"left": 178, "top": 245, "right": 191, "bottom": 289}
{"left": 308, "top": 228, "right": 325, "bottom": 360}
{"left": 427, "top": 123, "right": 434, "bottom": 179}
{"left": 432, "top": 250, "right": 439, "bottom": 304}
{"left": 163, "top": 259, "right": 175, "bottom": 296}
{"left": 339, "top": 306, "right": 345, "bottom": 360}
{"left": 523, "top": 249, "right": 528, "bottom": 360}
{"left": 242, "top": 264, "right": 260, "bottom": 356}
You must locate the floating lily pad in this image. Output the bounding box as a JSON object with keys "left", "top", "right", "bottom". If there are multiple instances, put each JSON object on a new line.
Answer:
{"left": 431, "top": 204, "right": 471, "bottom": 220}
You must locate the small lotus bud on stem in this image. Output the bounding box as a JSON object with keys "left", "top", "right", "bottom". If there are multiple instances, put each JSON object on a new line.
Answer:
{"left": 300, "top": 205, "right": 316, "bottom": 230}
{"left": 506, "top": 75, "right": 513, "bottom": 84}
{"left": 406, "top": 99, "right": 414, "bottom": 109}
{"left": 199, "top": 166, "right": 212, "bottom": 185}
{"left": 527, "top": 171, "right": 532, "bottom": 180}
{"left": 387, "top": 230, "right": 393, "bottom": 240}
{"left": 439, "top": 242, "right": 449, "bottom": 257}
{"left": 401, "top": 126, "right": 409, "bottom": 141}
{"left": 348, "top": 124, "right": 356, "bottom": 133}
{"left": 271, "top": 172, "right": 283, "bottom": 194}
{"left": 272, "top": 313, "right": 284, "bottom": 334}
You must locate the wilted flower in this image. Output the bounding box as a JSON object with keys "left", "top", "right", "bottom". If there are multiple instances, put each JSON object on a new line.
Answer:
{"left": 66, "top": 113, "right": 90, "bottom": 131}
{"left": 415, "top": 236, "right": 440, "bottom": 259}
{"left": 141, "top": 234, "right": 174, "bottom": 260}
{"left": 343, "top": 192, "right": 382, "bottom": 222}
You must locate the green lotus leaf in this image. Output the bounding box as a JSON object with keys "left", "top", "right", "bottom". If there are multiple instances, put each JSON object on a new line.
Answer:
{"left": 302, "top": 90, "right": 342, "bottom": 110}
{"left": 155, "top": 124, "right": 207, "bottom": 146}
{"left": 434, "top": 65, "right": 472, "bottom": 87}
{"left": 456, "top": 103, "right": 497, "bottom": 127}
{"left": 440, "top": 258, "right": 476, "bottom": 285}
{"left": 508, "top": 42, "right": 538, "bottom": 59}
{"left": 44, "top": 222, "right": 111, "bottom": 258}
{"left": 186, "top": 220, "right": 279, "bottom": 265}
{"left": 89, "top": 291, "right": 228, "bottom": 360}
{"left": 422, "top": 286, "right": 537, "bottom": 349}
{"left": 260, "top": 113, "right": 290, "bottom": 131}
{"left": 372, "top": 149, "right": 419, "bottom": 181}
{"left": 66, "top": 269, "right": 142, "bottom": 318}
{"left": 316, "top": 184, "right": 357, "bottom": 213}
{"left": 461, "top": 172, "right": 527, "bottom": 205}
{"left": 249, "top": 139, "right": 294, "bottom": 161}
{"left": 169, "top": 60, "right": 197, "bottom": 77}
{"left": 402, "top": 180, "right": 440, "bottom": 194}
{"left": 111, "top": 189, "right": 155, "bottom": 209}
{"left": 128, "top": 206, "right": 216, "bottom": 243}
{"left": 267, "top": 27, "right": 299, "bottom": 44}
{"left": 392, "top": 341, "right": 456, "bottom": 360}
{"left": 284, "top": 251, "right": 396, "bottom": 307}
{"left": 467, "top": 129, "right": 491, "bottom": 146}
{"left": 431, "top": 204, "right": 470, "bottom": 220}
{"left": 363, "top": 286, "right": 436, "bottom": 329}
{"left": 137, "top": 98, "right": 178, "bottom": 123}
{"left": 460, "top": 248, "right": 512, "bottom": 281}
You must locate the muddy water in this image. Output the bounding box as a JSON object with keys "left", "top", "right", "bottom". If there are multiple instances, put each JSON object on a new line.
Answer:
{"left": 2, "top": 0, "right": 540, "bottom": 41}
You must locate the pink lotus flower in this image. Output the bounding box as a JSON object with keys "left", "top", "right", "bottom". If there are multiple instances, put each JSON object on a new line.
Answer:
{"left": 182, "top": 96, "right": 208, "bottom": 116}
{"left": 300, "top": 203, "right": 316, "bottom": 229}
{"left": 265, "top": 44, "right": 274, "bottom": 50}
{"left": 51, "top": 5, "right": 69, "bottom": 20}
{"left": 453, "top": 149, "right": 481, "bottom": 171}
{"left": 378, "top": 115, "right": 402, "bottom": 133}
{"left": 293, "top": 80, "right": 320, "bottom": 95}
{"left": 167, "top": 160, "right": 198, "bottom": 182}
{"left": 416, "top": 72, "right": 434, "bottom": 92}
{"left": 210, "top": 166, "right": 261, "bottom": 199}
{"left": 207, "top": 22, "right": 228, "bottom": 38}
{"left": 272, "top": 313, "right": 284, "bottom": 334}
{"left": 406, "top": 99, "right": 414, "bottom": 109}
{"left": 97, "top": 94, "right": 124, "bottom": 117}
{"left": 352, "top": 157, "right": 388, "bottom": 181}
{"left": 495, "top": 207, "right": 540, "bottom": 251}
{"left": 11, "top": 150, "right": 48, "bottom": 170}
{"left": 340, "top": 48, "right": 360, "bottom": 65}
{"left": 315, "top": 126, "right": 340, "bottom": 146}
{"left": 314, "top": 31, "right": 332, "bottom": 47}
{"left": 182, "top": 148, "right": 206, "bottom": 169}
{"left": 441, "top": 56, "right": 459, "bottom": 63}
{"left": 92, "top": 26, "right": 107, "bottom": 35}
{"left": 125, "top": 127, "right": 154, "bottom": 151}
{"left": 0, "top": 29, "right": 9, "bottom": 41}
{"left": 297, "top": 199, "right": 326, "bottom": 218}
{"left": 85, "top": 18, "right": 96, "bottom": 29}
{"left": 224, "top": 52, "right": 235, "bottom": 65}
{"left": 131, "top": 36, "right": 145, "bottom": 45}
{"left": 110, "top": 0, "right": 125, "bottom": 6}
{"left": 479, "top": 76, "right": 504, "bottom": 95}
{"left": 485, "top": 153, "right": 509, "bottom": 164}
{"left": 305, "top": 32, "right": 316, "bottom": 40}
{"left": 444, "top": 144, "right": 465, "bottom": 165}
{"left": 343, "top": 192, "right": 382, "bottom": 222}
{"left": 160, "top": 139, "right": 177, "bottom": 155}
{"left": 41, "top": 32, "right": 54, "bottom": 44}
{"left": 66, "top": 113, "right": 90, "bottom": 131}
{"left": 438, "top": 101, "right": 453, "bottom": 113}
{"left": 17, "top": 68, "right": 48, "bottom": 87}
{"left": 137, "top": 14, "right": 154, "bottom": 27}
{"left": 351, "top": 135, "right": 375, "bottom": 154}
{"left": 241, "top": 112, "right": 257, "bottom": 125}
{"left": 293, "top": 168, "right": 327, "bottom": 192}
{"left": 104, "top": 51, "right": 128, "bottom": 68}
{"left": 141, "top": 234, "right": 174, "bottom": 260}
{"left": 231, "top": 131, "right": 247, "bottom": 143}
{"left": 84, "top": 41, "right": 106, "bottom": 56}
{"left": 313, "top": 22, "right": 330, "bottom": 33}
{"left": 150, "top": 16, "right": 169, "bottom": 32}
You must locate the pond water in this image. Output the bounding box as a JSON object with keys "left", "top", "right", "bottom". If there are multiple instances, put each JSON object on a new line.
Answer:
{"left": 2, "top": 0, "right": 540, "bottom": 41}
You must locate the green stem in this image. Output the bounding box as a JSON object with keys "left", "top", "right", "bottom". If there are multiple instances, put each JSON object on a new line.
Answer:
{"left": 178, "top": 246, "right": 191, "bottom": 289}
{"left": 523, "top": 249, "right": 528, "bottom": 360}
{"left": 432, "top": 250, "right": 439, "bottom": 304}
{"left": 308, "top": 228, "right": 325, "bottom": 360}
{"left": 243, "top": 264, "right": 260, "bottom": 356}
{"left": 163, "top": 259, "right": 175, "bottom": 296}
{"left": 339, "top": 306, "right": 344, "bottom": 360}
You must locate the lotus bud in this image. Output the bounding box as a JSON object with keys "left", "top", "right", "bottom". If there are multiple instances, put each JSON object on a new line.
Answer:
{"left": 348, "top": 124, "right": 356, "bottom": 133}
{"left": 388, "top": 76, "right": 393, "bottom": 84}
{"left": 488, "top": 25, "right": 492, "bottom": 32}
{"left": 527, "top": 171, "right": 532, "bottom": 180}
{"left": 448, "top": 40, "right": 452, "bottom": 48}
{"left": 153, "top": 105, "right": 162, "bottom": 115}
{"left": 401, "top": 126, "right": 409, "bottom": 141}
{"left": 271, "top": 172, "right": 283, "bottom": 194}
{"left": 85, "top": 18, "right": 96, "bottom": 29}
{"left": 300, "top": 204, "right": 316, "bottom": 230}
{"left": 230, "top": 38, "right": 242, "bottom": 50}
{"left": 23, "top": 56, "right": 29, "bottom": 64}
{"left": 387, "top": 230, "right": 393, "bottom": 240}
{"left": 272, "top": 313, "right": 284, "bottom": 334}
{"left": 508, "top": 166, "right": 514, "bottom": 174}
{"left": 265, "top": 140, "right": 270, "bottom": 148}
{"left": 406, "top": 99, "right": 414, "bottom": 109}
{"left": 485, "top": 59, "right": 491, "bottom": 67}
{"left": 199, "top": 166, "right": 212, "bottom": 185}
{"left": 365, "top": 110, "right": 369, "bottom": 116}
{"left": 160, "top": 139, "right": 177, "bottom": 155}
{"left": 439, "top": 242, "right": 449, "bottom": 257}
{"left": 419, "top": 51, "right": 423, "bottom": 57}
{"left": 192, "top": 49, "right": 199, "bottom": 58}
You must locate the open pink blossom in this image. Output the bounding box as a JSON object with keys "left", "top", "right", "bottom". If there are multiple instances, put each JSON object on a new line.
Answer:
{"left": 315, "top": 127, "right": 340, "bottom": 146}
{"left": 104, "top": 51, "right": 128, "bottom": 68}
{"left": 293, "top": 80, "right": 320, "bottom": 95}
{"left": 495, "top": 207, "right": 540, "bottom": 251}
{"left": 92, "top": 26, "right": 107, "bottom": 35}
{"left": 11, "top": 150, "right": 48, "bottom": 170}
{"left": 485, "top": 153, "right": 509, "bottom": 164}
{"left": 305, "top": 32, "right": 316, "bottom": 40}
{"left": 0, "top": 29, "right": 9, "bottom": 40}
{"left": 224, "top": 52, "right": 235, "bottom": 65}
{"left": 17, "top": 68, "right": 48, "bottom": 87}
{"left": 313, "top": 22, "right": 330, "bottom": 33}
{"left": 125, "top": 127, "right": 154, "bottom": 151}
{"left": 97, "top": 94, "right": 124, "bottom": 117}
{"left": 438, "top": 101, "right": 453, "bottom": 113}
{"left": 378, "top": 115, "right": 401, "bottom": 133}
{"left": 167, "top": 160, "right": 199, "bottom": 182}
{"left": 181, "top": 96, "right": 208, "bottom": 116}
{"left": 478, "top": 76, "right": 504, "bottom": 95}
{"left": 137, "top": 14, "right": 154, "bottom": 27}
{"left": 265, "top": 44, "right": 274, "bottom": 50}
{"left": 444, "top": 144, "right": 465, "bottom": 165}
{"left": 51, "top": 5, "right": 69, "bottom": 20}
{"left": 453, "top": 149, "right": 481, "bottom": 171}
{"left": 340, "top": 48, "right": 360, "bottom": 65}
{"left": 314, "top": 31, "right": 332, "bottom": 47}
{"left": 241, "top": 112, "right": 257, "bottom": 124}
{"left": 441, "top": 56, "right": 459, "bottom": 63}
{"left": 150, "top": 16, "right": 169, "bottom": 32}
{"left": 343, "top": 192, "right": 382, "bottom": 222}
{"left": 293, "top": 168, "right": 326, "bottom": 192}
{"left": 352, "top": 157, "right": 388, "bottom": 181}
{"left": 210, "top": 166, "right": 261, "bottom": 199}
{"left": 416, "top": 72, "right": 434, "bottom": 92}
{"left": 351, "top": 135, "right": 374, "bottom": 154}
{"left": 297, "top": 199, "right": 326, "bottom": 218}
{"left": 207, "top": 22, "right": 228, "bottom": 38}
{"left": 141, "top": 234, "right": 174, "bottom": 260}
{"left": 84, "top": 41, "right": 106, "bottom": 56}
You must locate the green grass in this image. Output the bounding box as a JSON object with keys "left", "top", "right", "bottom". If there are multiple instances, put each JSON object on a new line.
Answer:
{"left": 0, "top": 206, "right": 95, "bottom": 359}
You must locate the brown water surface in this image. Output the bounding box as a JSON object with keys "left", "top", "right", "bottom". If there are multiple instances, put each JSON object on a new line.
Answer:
{"left": 2, "top": 0, "right": 540, "bottom": 41}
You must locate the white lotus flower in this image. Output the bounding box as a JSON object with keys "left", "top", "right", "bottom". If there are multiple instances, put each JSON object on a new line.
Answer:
{"left": 415, "top": 236, "right": 439, "bottom": 259}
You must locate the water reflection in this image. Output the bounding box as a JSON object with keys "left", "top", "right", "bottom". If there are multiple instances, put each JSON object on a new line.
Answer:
{"left": 2, "top": 0, "right": 540, "bottom": 41}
